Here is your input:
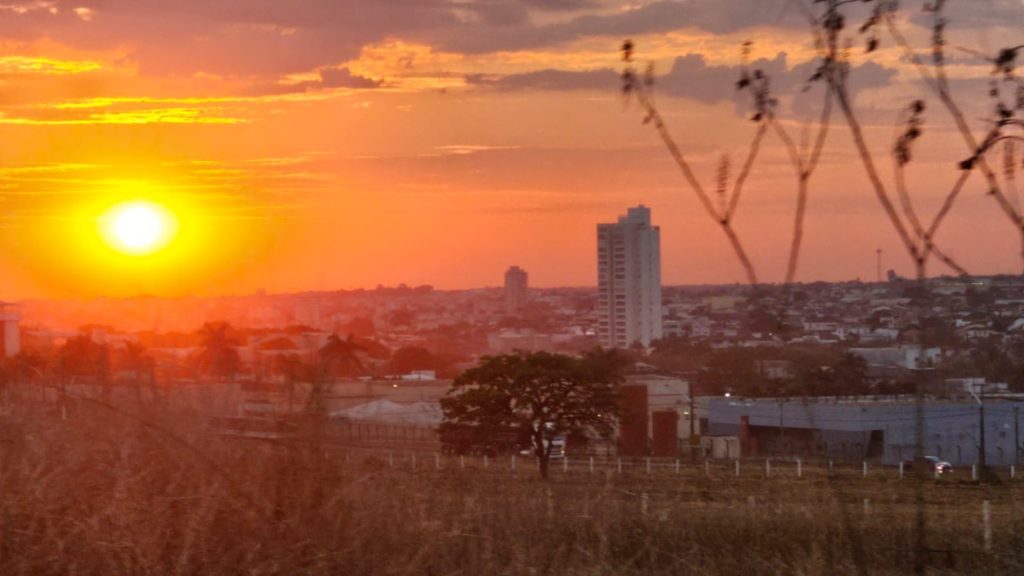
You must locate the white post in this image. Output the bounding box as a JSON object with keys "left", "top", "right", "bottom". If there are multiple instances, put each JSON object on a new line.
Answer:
{"left": 972, "top": 465, "right": 978, "bottom": 481}
{"left": 797, "top": 458, "right": 802, "bottom": 478}
{"left": 828, "top": 460, "right": 833, "bottom": 475}
{"left": 735, "top": 459, "right": 740, "bottom": 477}
{"left": 646, "top": 458, "right": 651, "bottom": 474}
{"left": 899, "top": 461, "right": 904, "bottom": 479}
{"left": 562, "top": 457, "right": 568, "bottom": 473}
{"left": 589, "top": 456, "right": 594, "bottom": 474}
{"left": 765, "top": 459, "right": 771, "bottom": 478}
{"left": 862, "top": 461, "right": 868, "bottom": 478}
{"left": 983, "top": 500, "right": 992, "bottom": 551}
{"left": 617, "top": 458, "right": 622, "bottom": 474}
{"left": 1012, "top": 465, "right": 1016, "bottom": 480}
{"left": 511, "top": 455, "right": 516, "bottom": 473}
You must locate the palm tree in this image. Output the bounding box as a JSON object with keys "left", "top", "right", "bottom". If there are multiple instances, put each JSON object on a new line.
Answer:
{"left": 318, "top": 334, "right": 366, "bottom": 380}
{"left": 272, "top": 353, "right": 308, "bottom": 413}
{"left": 304, "top": 334, "right": 366, "bottom": 416}
{"left": 118, "top": 342, "right": 156, "bottom": 405}
{"left": 197, "top": 322, "right": 241, "bottom": 381}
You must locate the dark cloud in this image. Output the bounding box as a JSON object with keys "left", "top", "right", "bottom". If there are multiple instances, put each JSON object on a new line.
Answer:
{"left": 0, "top": 0, "right": 1009, "bottom": 83}
{"left": 247, "top": 66, "right": 380, "bottom": 96}
{"left": 437, "top": 0, "right": 796, "bottom": 54}
{"left": 908, "top": 0, "right": 1024, "bottom": 29}
{"left": 0, "top": 1, "right": 802, "bottom": 78}
{"left": 467, "top": 68, "right": 618, "bottom": 91}
{"left": 469, "top": 52, "right": 896, "bottom": 109}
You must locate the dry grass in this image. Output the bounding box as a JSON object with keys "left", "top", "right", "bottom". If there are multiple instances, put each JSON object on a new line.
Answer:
{"left": 1, "top": 401, "right": 1023, "bottom": 575}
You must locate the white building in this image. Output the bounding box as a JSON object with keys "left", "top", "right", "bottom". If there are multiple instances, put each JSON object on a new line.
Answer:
{"left": 597, "top": 205, "right": 662, "bottom": 349}
{"left": 504, "top": 265, "right": 528, "bottom": 315}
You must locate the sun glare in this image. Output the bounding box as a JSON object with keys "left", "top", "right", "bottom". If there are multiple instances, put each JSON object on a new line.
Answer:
{"left": 99, "top": 200, "right": 178, "bottom": 255}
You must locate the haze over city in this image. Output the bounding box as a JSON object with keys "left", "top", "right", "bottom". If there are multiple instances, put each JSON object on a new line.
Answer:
{"left": 5, "top": 2, "right": 1024, "bottom": 575}
{"left": 0, "top": 0, "right": 1022, "bottom": 299}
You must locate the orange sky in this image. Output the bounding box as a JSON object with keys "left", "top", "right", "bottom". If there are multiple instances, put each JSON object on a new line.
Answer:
{"left": 0, "top": 0, "right": 1022, "bottom": 298}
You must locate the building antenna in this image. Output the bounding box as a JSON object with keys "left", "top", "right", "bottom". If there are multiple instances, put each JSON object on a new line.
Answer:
{"left": 876, "top": 248, "right": 882, "bottom": 283}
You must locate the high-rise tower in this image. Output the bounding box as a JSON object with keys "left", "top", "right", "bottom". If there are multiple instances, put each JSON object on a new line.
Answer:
{"left": 504, "top": 265, "right": 529, "bottom": 315}
{"left": 597, "top": 205, "right": 662, "bottom": 349}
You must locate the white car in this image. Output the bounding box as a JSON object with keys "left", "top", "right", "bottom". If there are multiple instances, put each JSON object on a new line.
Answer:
{"left": 923, "top": 455, "right": 954, "bottom": 475}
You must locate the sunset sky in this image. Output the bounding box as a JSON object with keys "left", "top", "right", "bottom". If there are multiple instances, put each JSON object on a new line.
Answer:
{"left": 0, "top": 0, "right": 1022, "bottom": 298}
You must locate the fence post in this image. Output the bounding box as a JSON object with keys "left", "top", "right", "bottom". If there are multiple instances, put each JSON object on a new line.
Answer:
{"left": 765, "top": 459, "right": 771, "bottom": 478}
{"left": 1012, "top": 465, "right": 1016, "bottom": 480}
{"left": 675, "top": 459, "right": 680, "bottom": 474}
{"left": 972, "top": 465, "right": 977, "bottom": 481}
{"left": 735, "top": 459, "right": 740, "bottom": 477}
{"left": 589, "top": 456, "right": 594, "bottom": 474}
{"left": 828, "top": 460, "right": 833, "bottom": 475}
{"left": 899, "top": 461, "right": 904, "bottom": 479}
{"left": 797, "top": 458, "right": 802, "bottom": 478}
{"left": 646, "top": 458, "right": 651, "bottom": 474}
{"left": 983, "top": 500, "right": 992, "bottom": 551}
{"left": 562, "top": 457, "right": 568, "bottom": 473}
{"left": 862, "top": 461, "right": 868, "bottom": 478}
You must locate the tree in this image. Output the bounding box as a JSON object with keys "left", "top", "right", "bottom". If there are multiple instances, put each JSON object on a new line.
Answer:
{"left": 116, "top": 342, "right": 157, "bottom": 405}
{"left": 390, "top": 345, "right": 434, "bottom": 374}
{"left": 318, "top": 334, "right": 366, "bottom": 379}
{"left": 197, "top": 322, "right": 240, "bottom": 381}
{"left": 441, "top": 349, "right": 624, "bottom": 480}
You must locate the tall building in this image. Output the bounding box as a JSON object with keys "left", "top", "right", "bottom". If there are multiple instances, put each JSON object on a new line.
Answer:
{"left": 597, "top": 205, "right": 662, "bottom": 349}
{"left": 504, "top": 265, "right": 529, "bottom": 315}
{"left": 0, "top": 302, "right": 20, "bottom": 358}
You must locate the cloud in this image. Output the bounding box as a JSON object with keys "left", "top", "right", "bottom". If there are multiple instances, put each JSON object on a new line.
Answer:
{"left": 466, "top": 52, "right": 897, "bottom": 113}
{"left": 0, "top": 1, "right": 799, "bottom": 79}
{"left": 249, "top": 66, "right": 381, "bottom": 95}
{"left": 467, "top": 68, "right": 618, "bottom": 91}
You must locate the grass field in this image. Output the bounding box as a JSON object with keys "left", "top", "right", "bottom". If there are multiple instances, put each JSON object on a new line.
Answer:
{"left": 1, "top": 402, "right": 1023, "bottom": 575}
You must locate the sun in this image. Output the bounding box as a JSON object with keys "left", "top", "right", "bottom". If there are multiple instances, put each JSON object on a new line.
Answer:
{"left": 99, "top": 200, "right": 178, "bottom": 255}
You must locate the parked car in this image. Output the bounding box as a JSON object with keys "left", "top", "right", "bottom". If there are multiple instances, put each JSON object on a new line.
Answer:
{"left": 903, "top": 455, "right": 954, "bottom": 475}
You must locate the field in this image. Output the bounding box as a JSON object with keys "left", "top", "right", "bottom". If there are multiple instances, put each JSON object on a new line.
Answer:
{"left": 1, "top": 402, "right": 1023, "bottom": 575}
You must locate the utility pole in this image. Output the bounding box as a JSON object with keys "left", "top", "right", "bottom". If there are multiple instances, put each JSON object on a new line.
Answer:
{"left": 970, "top": 382, "right": 987, "bottom": 468}
{"left": 778, "top": 397, "right": 785, "bottom": 450}
{"left": 1015, "top": 406, "right": 1020, "bottom": 465}
{"left": 688, "top": 390, "right": 697, "bottom": 460}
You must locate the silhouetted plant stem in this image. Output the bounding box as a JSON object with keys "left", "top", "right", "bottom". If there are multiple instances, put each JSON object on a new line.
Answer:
{"left": 634, "top": 87, "right": 761, "bottom": 286}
